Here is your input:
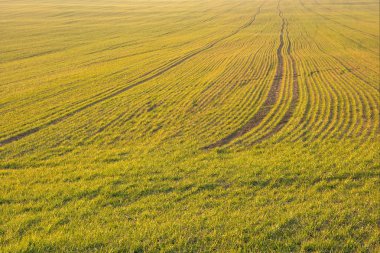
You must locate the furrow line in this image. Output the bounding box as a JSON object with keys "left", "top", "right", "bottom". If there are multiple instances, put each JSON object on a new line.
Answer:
{"left": 203, "top": 1, "right": 285, "bottom": 149}
{"left": 0, "top": 3, "right": 264, "bottom": 147}
{"left": 248, "top": 19, "right": 299, "bottom": 145}
{"left": 299, "top": 0, "right": 378, "bottom": 39}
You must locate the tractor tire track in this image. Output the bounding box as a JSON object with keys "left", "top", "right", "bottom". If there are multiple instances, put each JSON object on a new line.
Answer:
{"left": 249, "top": 20, "right": 299, "bottom": 145}
{"left": 0, "top": 3, "right": 264, "bottom": 147}
{"left": 203, "top": 1, "right": 285, "bottom": 149}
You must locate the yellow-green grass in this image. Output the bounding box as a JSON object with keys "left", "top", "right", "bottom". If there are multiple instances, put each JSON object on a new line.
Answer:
{"left": 0, "top": 0, "right": 379, "bottom": 251}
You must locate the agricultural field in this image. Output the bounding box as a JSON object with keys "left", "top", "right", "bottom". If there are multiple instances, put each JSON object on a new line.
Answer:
{"left": 0, "top": 0, "right": 379, "bottom": 251}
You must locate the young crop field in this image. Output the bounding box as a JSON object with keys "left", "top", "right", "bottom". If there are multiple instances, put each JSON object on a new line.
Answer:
{"left": 0, "top": 0, "right": 379, "bottom": 251}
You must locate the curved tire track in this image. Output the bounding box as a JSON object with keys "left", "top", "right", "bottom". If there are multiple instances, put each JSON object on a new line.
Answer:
{"left": 203, "top": 1, "right": 285, "bottom": 149}
{"left": 250, "top": 20, "right": 299, "bottom": 145}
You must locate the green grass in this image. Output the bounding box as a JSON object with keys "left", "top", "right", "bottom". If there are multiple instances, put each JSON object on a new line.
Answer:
{"left": 0, "top": 0, "right": 379, "bottom": 252}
